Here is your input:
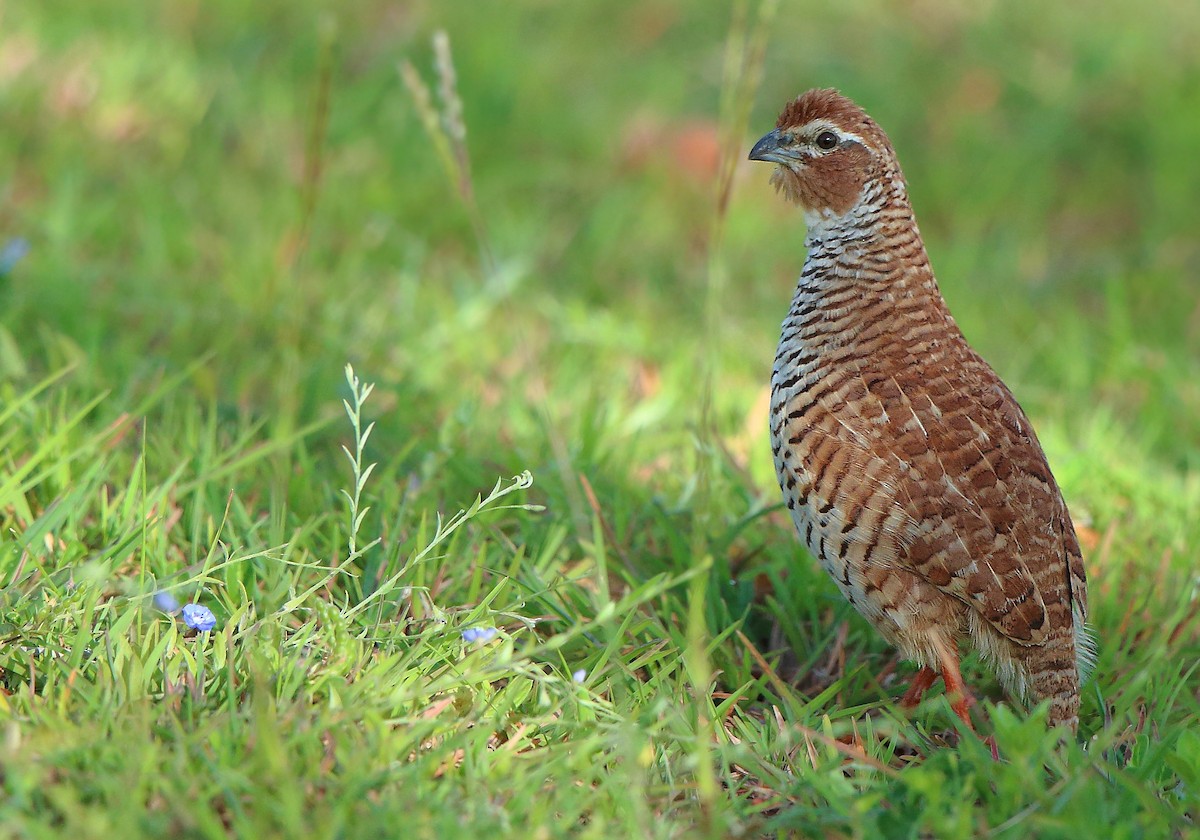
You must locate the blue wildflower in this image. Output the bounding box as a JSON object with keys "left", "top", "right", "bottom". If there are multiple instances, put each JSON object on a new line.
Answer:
{"left": 0, "top": 238, "right": 29, "bottom": 276}
{"left": 572, "top": 668, "right": 587, "bottom": 684}
{"left": 461, "top": 626, "right": 498, "bottom": 644}
{"left": 181, "top": 603, "right": 217, "bottom": 632}
{"left": 153, "top": 591, "right": 180, "bottom": 613}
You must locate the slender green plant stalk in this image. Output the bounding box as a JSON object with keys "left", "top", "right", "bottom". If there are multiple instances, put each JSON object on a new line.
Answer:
{"left": 687, "top": 1, "right": 780, "bottom": 831}
{"left": 340, "top": 364, "right": 378, "bottom": 563}
{"left": 401, "top": 31, "right": 496, "bottom": 276}
{"left": 280, "top": 365, "right": 379, "bottom": 612}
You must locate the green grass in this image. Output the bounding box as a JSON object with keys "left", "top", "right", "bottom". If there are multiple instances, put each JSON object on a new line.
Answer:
{"left": 1, "top": 0, "right": 1198, "bottom": 836}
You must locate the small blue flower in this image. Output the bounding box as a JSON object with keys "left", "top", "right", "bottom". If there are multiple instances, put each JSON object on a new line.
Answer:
{"left": 0, "top": 238, "right": 29, "bottom": 275}
{"left": 181, "top": 603, "right": 217, "bottom": 632}
{"left": 153, "top": 591, "right": 180, "bottom": 613}
{"left": 572, "top": 668, "right": 587, "bottom": 684}
{"left": 461, "top": 626, "right": 498, "bottom": 644}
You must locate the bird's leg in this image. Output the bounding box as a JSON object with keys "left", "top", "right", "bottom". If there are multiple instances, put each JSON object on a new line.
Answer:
{"left": 899, "top": 666, "right": 940, "bottom": 709}
{"left": 934, "top": 647, "right": 976, "bottom": 732}
{"left": 927, "top": 644, "right": 1000, "bottom": 759}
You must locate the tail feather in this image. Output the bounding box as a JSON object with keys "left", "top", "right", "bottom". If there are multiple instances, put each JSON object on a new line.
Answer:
{"left": 1033, "top": 667, "right": 1081, "bottom": 730}
{"left": 970, "top": 613, "right": 1086, "bottom": 731}
{"left": 1074, "top": 603, "right": 1099, "bottom": 685}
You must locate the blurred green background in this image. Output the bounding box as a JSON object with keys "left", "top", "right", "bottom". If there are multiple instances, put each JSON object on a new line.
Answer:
{"left": 3, "top": 0, "right": 1198, "bottom": 469}
{"left": 1, "top": 0, "right": 1198, "bottom": 835}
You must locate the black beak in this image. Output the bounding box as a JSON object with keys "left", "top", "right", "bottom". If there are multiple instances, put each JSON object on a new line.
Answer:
{"left": 748, "top": 128, "right": 797, "bottom": 164}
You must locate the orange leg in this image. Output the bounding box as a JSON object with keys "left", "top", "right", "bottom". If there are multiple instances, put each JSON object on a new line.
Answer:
{"left": 935, "top": 650, "right": 977, "bottom": 733}
{"left": 934, "top": 645, "right": 1000, "bottom": 759}
{"left": 900, "top": 643, "right": 999, "bottom": 759}
{"left": 899, "top": 666, "right": 940, "bottom": 709}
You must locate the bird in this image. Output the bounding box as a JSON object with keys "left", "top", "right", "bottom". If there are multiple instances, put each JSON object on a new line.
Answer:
{"left": 748, "top": 89, "right": 1093, "bottom": 733}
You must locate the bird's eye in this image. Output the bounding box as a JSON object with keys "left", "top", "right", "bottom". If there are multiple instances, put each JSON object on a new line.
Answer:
{"left": 815, "top": 131, "right": 839, "bottom": 150}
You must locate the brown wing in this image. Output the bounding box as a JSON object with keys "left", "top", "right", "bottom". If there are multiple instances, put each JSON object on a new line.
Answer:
{"left": 884, "top": 362, "right": 1056, "bottom": 646}
{"left": 809, "top": 345, "right": 1077, "bottom": 647}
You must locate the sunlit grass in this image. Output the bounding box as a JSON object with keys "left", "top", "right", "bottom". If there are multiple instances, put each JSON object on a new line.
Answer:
{"left": 0, "top": 0, "right": 1197, "bottom": 837}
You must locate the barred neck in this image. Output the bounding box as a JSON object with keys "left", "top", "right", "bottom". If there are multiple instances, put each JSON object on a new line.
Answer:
{"left": 802, "top": 167, "right": 909, "bottom": 252}
{"left": 778, "top": 173, "right": 957, "bottom": 362}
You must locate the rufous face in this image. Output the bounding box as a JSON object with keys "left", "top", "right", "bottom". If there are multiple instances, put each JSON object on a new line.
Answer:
{"left": 749, "top": 89, "right": 893, "bottom": 218}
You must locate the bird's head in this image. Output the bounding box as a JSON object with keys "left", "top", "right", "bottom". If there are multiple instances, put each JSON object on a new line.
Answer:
{"left": 749, "top": 89, "right": 898, "bottom": 221}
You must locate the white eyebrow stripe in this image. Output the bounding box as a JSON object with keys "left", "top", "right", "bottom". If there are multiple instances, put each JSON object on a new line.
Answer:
{"left": 803, "top": 120, "right": 868, "bottom": 147}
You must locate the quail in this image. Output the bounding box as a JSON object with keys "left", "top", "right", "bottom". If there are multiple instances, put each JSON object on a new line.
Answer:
{"left": 749, "top": 89, "right": 1093, "bottom": 731}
